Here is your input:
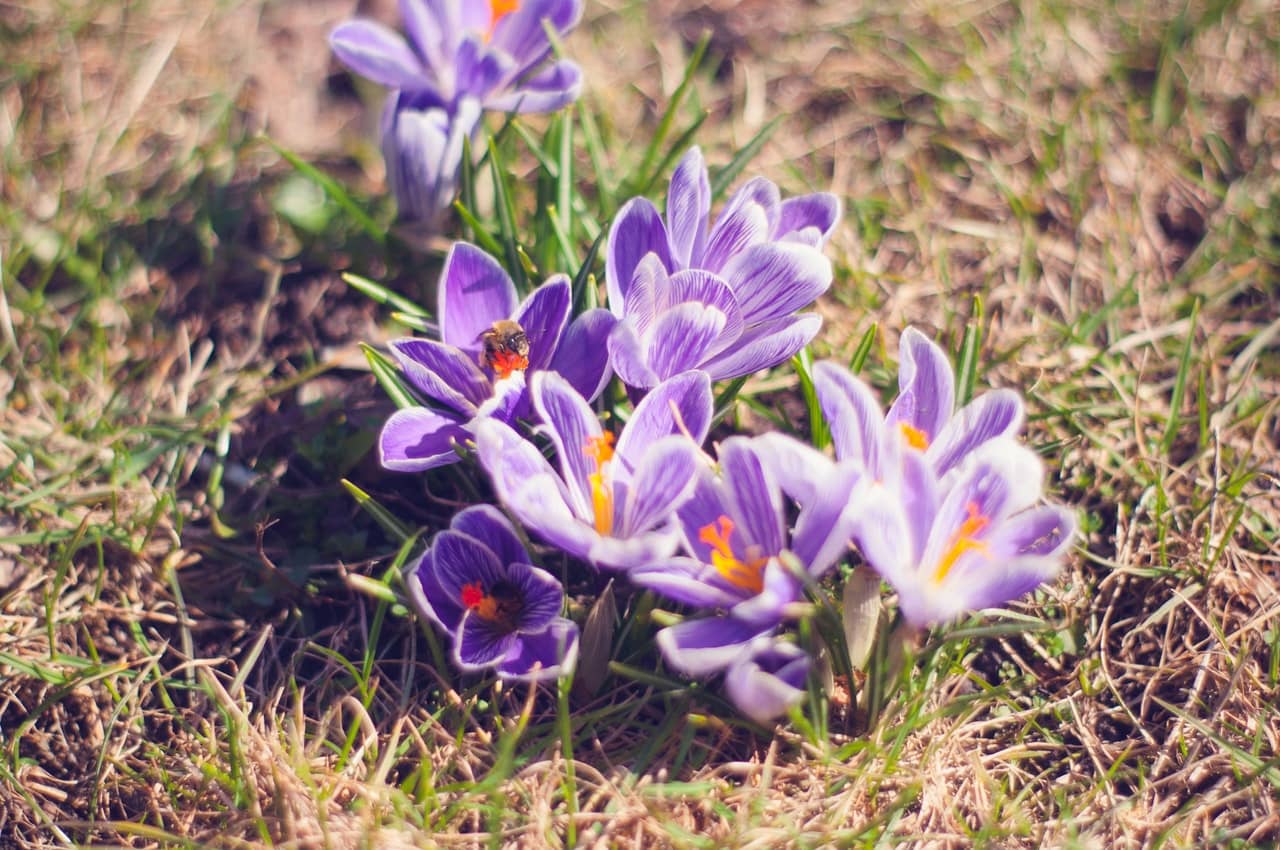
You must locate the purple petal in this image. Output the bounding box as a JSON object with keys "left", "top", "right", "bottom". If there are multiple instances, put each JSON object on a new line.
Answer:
{"left": 655, "top": 617, "right": 769, "bottom": 677}
{"left": 850, "top": 493, "right": 917, "bottom": 593}
{"left": 406, "top": 549, "right": 462, "bottom": 632}
{"left": 399, "top": 0, "right": 449, "bottom": 72}
{"left": 752, "top": 431, "right": 834, "bottom": 506}
{"left": 497, "top": 618, "right": 579, "bottom": 681}
{"left": 455, "top": 36, "right": 515, "bottom": 100}
{"left": 731, "top": 559, "right": 802, "bottom": 628}
{"left": 702, "top": 313, "right": 822, "bottom": 382}
{"left": 620, "top": 436, "right": 700, "bottom": 536}
{"left": 675, "top": 467, "right": 732, "bottom": 564}
{"left": 928, "top": 389, "right": 1025, "bottom": 478}
{"left": 381, "top": 98, "right": 455, "bottom": 223}
{"left": 607, "top": 199, "right": 672, "bottom": 317}
{"left": 476, "top": 370, "right": 527, "bottom": 423}
{"left": 774, "top": 193, "right": 841, "bottom": 244}
{"left": 955, "top": 554, "right": 1066, "bottom": 614}
{"left": 619, "top": 252, "right": 667, "bottom": 332}
{"left": 486, "top": 60, "right": 583, "bottom": 113}
{"left": 491, "top": 0, "right": 582, "bottom": 70}
{"left": 898, "top": 450, "right": 940, "bottom": 564}
{"left": 629, "top": 557, "right": 742, "bottom": 609}
{"left": 329, "top": 20, "right": 429, "bottom": 90}
{"left": 431, "top": 529, "right": 507, "bottom": 602}
{"left": 665, "top": 269, "right": 745, "bottom": 356}
{"left": 550, "top": 309, "right": 617, "bottom": 402}
{"left": 438, "top": 242, "right": 519, "bottom": 355}
{"left": 813, "top": 359, "right": 896, "bottom": 480}
{"left": 886, "top": 327, "right": 955, "bottom": 445}
{"left": 513, "top": 276, "right": 571, "bottom": 371}
{"left": 506, "top": 563, "right": 564, "bottom": 633}
{"left": 615, "top": 370, "right": 713, "bottom": 466}
{"left": 450, "top": 505, "right": 529, "bottom": 572}
{"left": 587, "top": 524, "right": 684, "bottom": 571}
{"left": 390, "top": 338, "right": 489, "bottom": 413}
{"left": 717, "top": 437, "right": 785, "bottom": 556}
{"left": 666, "top": 147, "right": 711, "bottom": 268}
{"left": 457, "top": 614, "right": 518, "bottom": 669}
{"left": 721, "top": 243, "right": 832, "bottom": 324}
{"left": 606, "top": 319, "right": 661, "bottom": 389}
{"left": 530, "top": 370, "right": 602, "bottom": 517}
{"left": 379, "top": 407, "right": 468, "bottom": 471}
{"left": 724, "top": 639, "right": 809, "bottom": 724}
{"left": 789, "top": 466, "right": 862, "bottom": 579}
{"left": 988, "top": 504, "right": 1077, "bottom": 560}
{"left": 646, "top": 302, "right": 728, "bottom": 380}
{"left": 701, "top": 197, "right": 769, "bottom": 276}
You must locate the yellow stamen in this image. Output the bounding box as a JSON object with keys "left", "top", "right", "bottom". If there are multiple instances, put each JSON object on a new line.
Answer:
{"left": 899, "top": 421, "right": 930, "bottom": 451}
{"left": 698, "top": 515, "right": 767, "bottom": 594}
{"left": 488, "top": 0, "right": 519, "bottom": 37}
{"left": 583, "top": 433, "right": 616, "bottom": 535}
{"left": 932, "top": 501, "right": 991, "bottom": 584}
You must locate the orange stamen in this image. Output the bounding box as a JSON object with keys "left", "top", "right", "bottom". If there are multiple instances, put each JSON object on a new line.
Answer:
{"left": 461, "top": 581, "right": 498, "bottom": 620}
{"left": 488, "top": 350, "right": 529, "bottom": 380}
{"left": 698, "top": 515, "right": 767, "bottom": 594}
{"left": 583, "top": 433, "right": 616, "bottom": 535}
{"left": 932, "top": 501, "right": 991, "bottom": 584}
{"left": 898, "top": 421, "right": 930, "bottom": 451}
{"left": 488, "top": 0, "right": 519, "bottom": 36}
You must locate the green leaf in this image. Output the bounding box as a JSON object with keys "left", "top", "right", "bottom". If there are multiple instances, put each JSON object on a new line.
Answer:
{"left": 342, "top": 272, "right": 431, "bottom": 318}
{"left": 361, "top": 343, "right": 417, "bottom": 410}
{"left": 709, "top": 115, "right": 783, "bottom": 200}
{"left": 955, "top": 296, "right": 984, "bottom": 407}
{"left": 266, "top": 137, "right": 385, "bottom": 245}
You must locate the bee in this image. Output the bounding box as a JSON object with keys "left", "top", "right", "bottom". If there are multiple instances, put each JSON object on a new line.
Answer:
{"left": 486, "top": 580, "right": 525, "bottom": 632}
{"left": 478, "top": 319, "right": 530, "bottom": 378}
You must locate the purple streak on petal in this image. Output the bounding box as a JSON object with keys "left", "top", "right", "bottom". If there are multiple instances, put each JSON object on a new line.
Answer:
{"left": 646, "top": 302, "right": 727, "bottom": 380}
{"left": 379, "top": 407, "right": 468, "bottom": 471}
{"left": 813, "top": 360, "right": 895, "bottom": 480}
{"left": 716, "top": 177, "right": 780, "bottom": 237}
{"left": 399, "top": 0, "right": 448, "bottom": 72}
{"left": 886, "top": 327, "right": 955, "bottom": 444}
{"left": 551, "top": 309, "right": 617, "bottom": 402}
{"left": 491, "top": 0, "right": 582, "bottom": 70}
{"left": 476, "top": 370, "right": 527, "bottom": 423}
{"left": 455, "top": 36, "right": 515, "bottom": 100}
{"left": 329, "top": 21, "right": 429, "bottom": 90}
{"left": 655, "top": 617, "right": 769, "bottom": 677}
{"left": 513, "top": 276, "right": 571, "bottom": 371}
{"left": 606, "top": 319, "right": 660, "bottom": 390}
{"left": 450, "top": 505, "right": 529, "bottom": 574}
{"left": 722, "top": 242, "right": 832, "bottom": 324}
{"left": 620, "top": 252, "right": 666, "bottom": 333}
{"left": 775, "top": 193, "right": 841, "bottom": 244}
{"left": 457, "top": 614, "right": 518, "bottom": 668}
{"left": 615, "top": 370, "right": 712, "bottom": 467}
{"left": 898, "top": 450, "right": 939, "bottom": 564}
{"left": 724, "top": 639, "right": 809, "bottom": 725}
{"left": 430, "top": 529, "right": 507, "bottom": 601}
{"left": 789, "top": 466, "right": 861, "bottom": 579}
{"left": 607, "top": 199, "right": 672, "bottom": 317}
{"left": 702, "top": 313, "right": 822, "bottom": 382}
{"left": 408, "top": 550, "right": 463, "bottom": 632}
{"left": 439, "top": 242, "right": 519, "bottom": 355}
{"left": 717, "top": 437, "right": 785, "bottom": 556}
{"left": 620, "top": 436, "right": 699, "bottom": 536}
{"left": 988, "top": 504, "right": 1077, "bottom": 560}
{"left": 486, "top": 60, "right": 582, "bottom": 113}
{"left": 752, "top": 432, "right": 832, "bottom": 506}
{"left": 629, "top": 558, "right": 742, "bottom": 609}
{"left": 956, "top": 555, "right": 1065, "bottom": 614}
{"left": 497, "top": 618, "right": 579, "bottom": 680}
{"left": 928, "top": 389, "right": 1025, "bottom": 477}
{"left": 381, "top": 97, "right": 454, "bottom": 223}
{"left": 700, "top": 200, "right": 769, "bottom": 276}
{"left": 505, "top": 562, "right": 564, "bottom": 632}
{"left": 666, "top": 147, "right": 711, "bottom": 268}
{"left": 667, "top": 269, "right": 744, "bottom": 355}
{"left": 390, "top": 338, "right": 489, "bottom": 412}
{"left": 530, "top": 370, "right": 602, "bottom": 517}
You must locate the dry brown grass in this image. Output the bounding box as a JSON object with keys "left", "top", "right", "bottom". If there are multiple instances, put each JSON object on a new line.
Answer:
{"left": 2, "top": 0, "right": 1278, "bottom": 847}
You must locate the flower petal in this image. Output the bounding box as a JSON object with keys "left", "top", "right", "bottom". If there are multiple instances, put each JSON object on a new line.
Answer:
{"left": 717, "top": 437, "right": 785, "bottom": 556}
{"left": 486, "top": 60, "right": 582, "bottom": 113}
{"left": 721, "top": 242, "right": 832, "bottom": 324}
{"left": 491, "top": 0, "right": 583, "bottom": 70}
{"left": 646, "top": 302, "right": 728, "bottom": 380}
{"left": 666, "top": 147, "right": 711, "bottom": 268}
{"left": 655, "top": 617, "right": 769, "bottom": 677}
{"left": 620, "top": 435, "right": 700, "bottom": 536}
{"left": 587, "top": 524, "right": 684, "bottom": 571}
{"left": 886, "top": 327, "right": 955, "bottom": 445}
{"left": 457, "top": 613, "right": 518, "bottom": 669}
{"left": 530, "top": 370, "right": 603, "bottom": 517}
{"left": 615, "top": 370, "right": 713, "bottom": 466}
{"left": 607, "top": 199, "right": 672, "bottom": 317}
{"left": 430, "top": 529, "right": 507, "bottom": 603}
{"left": 701, "top": 196, "right": 769, "bottom": 275}
{"left": 629, "top": 557, "right": 742, "bottom": 609}
{"left": 513, "top": 275, "right": 571, "bottom": 371}
{"left": 439, "top": 242, "right": 519, "bottom": 355}
{"left": 450, "top": 505, "right": 529, "bottom": 573}
{"left": 606, "top": 319, "right": 661, "bottom": 389}
{"left": 928, "top": 389, "right": 1025, "bottom": 478}
{"left": 405, "top": 549, "right": 463, "bottom": 632}
{"left": 329, "top": 20, "right": 430, "bottom": 90}
{"left": 390, "top": 338, "right": 489, "bottom": 413}
{"left": 724, "top": 639, "right": 809, "bottom": 725}
{"left": 988, "top": 504, "right": 1077, "bottom": 560}
{"left": 813, "top": 360, "right": 896, "bottom": 480}
{"left": 506, "top": 562, "right": 565, "bottom": 633}
{"left": 551, "top": 308, "right": 617, "bottom": 402}
{"left": 496, "top": 618, "right": 579, "bottom": 681}
{"left": 701, "top": 313, "right": 822, "bottom": 382}
{"left": 774, "top": 193, "right": 841, "bottom": 245}
{"left": 379, "top": 407, "right": 468, "bottom": 471}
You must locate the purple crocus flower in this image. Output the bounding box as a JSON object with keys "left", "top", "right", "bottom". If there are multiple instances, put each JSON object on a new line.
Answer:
{"left": 380, "top": 241, "right": 615, "bottom": 471}
{"left": 853, "top": 438, "right": 1077, "bottom": 627}
{"left": 604, "top": 146, "right": 839, "bottom": 388}
{"left": 379, "top": 93, "right": 482, "bottom": 225}
{"left": 724, "top": 637, "right": 811, "bottom": 725}
{"left": 330, "top": 0, "right": 584, "bottom": 115}
{"left": 629, "top": 434, "right": 859, "bottom": 720}
{"left": 406, "top": 504, "right": 578, "bottom": 680}
{"left": 475, "top": 369, "right": 712, "bottom": 571}
{"left": 814, "top": 330, "right": 1024, "bottom": 485}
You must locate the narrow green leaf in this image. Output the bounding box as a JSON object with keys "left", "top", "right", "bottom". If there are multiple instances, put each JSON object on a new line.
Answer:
{"left": 638, "top": 111, "right": 709, "bottom": 196}
{"left": 709, "top": 115, "right": 783, "bottom": 200}
{"left": 487, "top": 135, "right": 526, "bottom": 290}
{"left": 635, "top": 33, "right": 710, "bottom": 193}
{"left": 849, "top": 323, "right": 878, "bottom": 374}
{"left": 361, "top": 343, "right": 417, "bottom": 410}
{"left": 341, "top": 478, "right": 412, "bottom": 542}
{"left": 342, "top": 272, "right": 431, "bottom": 318}
{"left": 452, "top": 201, "right": 504, "bottom": 258}
{"left": 955, "top": 296, "right": 984, "bottom": 407}
{"left": 572, "top": 229, "right": 606, "bottom": 314}
{"left": 266, "top": 138, "right": 385, "bottom": 245}
{"left": 792, "top": 348, "right": 829, "bottom": 449}
{"left": 1161, "top": 296, "right": 1200, "bottom": 454}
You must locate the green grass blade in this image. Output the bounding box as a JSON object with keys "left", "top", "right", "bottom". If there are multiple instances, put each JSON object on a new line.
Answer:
{"left": 342, "top": 272, "right": 431, "bottom": 318}
{"left": 849, "top": 322, "right": 878, "bottom": 374}
{"left": 341, "top": 479, "right": 412, "bottom": 543}
{"left": 792, "top": 347, "right": 830, "bottom": 449}
{"left": 1161, "top": 296, "right": 1201, "bottom": 454}
{"left": 709, "top": 115, "right": 783, "bottom": 200}
{"left": 361, "top": 343, "right": 418, "bottom": 410}
{"left": 266, "top": 137, "right": 385, "bottom": 245}
{"left": 955, "top": 296, "right": 984, "bottom": 407}
{"left": 487, "top": 135, "right": 526, "bottom": 291}
{"left": 633, "top": 32, "right": 709, "bottom": 195}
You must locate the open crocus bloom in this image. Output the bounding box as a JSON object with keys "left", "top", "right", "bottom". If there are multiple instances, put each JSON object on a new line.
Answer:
{"left": 476, "top": 370, "right": 712, "bottom": 570}
{"left": 853, "top": 438, "right": 1077, "bottom": 628}
{"left": 379, "top": 241, "right": 615, "bottom": 471}
{"left": 631, "top": 434, "right": 859, "bottom": 715}
{"left": 605, "top": 146, "right": 838, "bottom": 388}
{"left": 331, "top": 0, "right": 583, "bottom": 114}
{"left": 723, "top": 636, "right": 811, "bottom": 725}
{"left": 406, "top": 504, "right": 578, "bottom": 680}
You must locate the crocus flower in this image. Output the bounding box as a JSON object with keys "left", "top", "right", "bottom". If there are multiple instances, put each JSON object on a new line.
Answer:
{"left": 406, "top": 504, "right": 578, "bottom": 680}
{"left": 475, "top": 369, "right": 712, "bottom": 570}
{"left": 379, "top": 92, "right": 481, "bottom": 225}
{"left": 724, "top": 636, "right": 811, "bottom": 725}
{"left": 853, "top": 437, "right": 1077, "bottom": 627}
{"left": 380, "top": 241, "right": 615, "bottom": 471}
{"left": 630, "top": 434, "right": 860, "bottom": 714}
{"left": 813, "top": 330, "right": 1024, "bottom": 485}
{"left": 330, "top": 0, "right": 583, "bottom": 115}
{"left": 604, "top": 146, "right": 839, "bottom": 387}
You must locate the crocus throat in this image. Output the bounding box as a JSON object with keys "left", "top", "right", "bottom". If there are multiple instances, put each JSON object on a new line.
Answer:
{"left": 461, "top": 581, "right": 498, "bottom": 619}
{"left": 899, "top": 422, "right": 930, "bottom": 451}
{"left": 461, "top": 580, "right": 522, "bottom": 629}
{"left": 583, "top": 432, "right": 615, "bottom": 535}
{"left": 932, "top": 501, "right": 991, "bottom": 584}
{"left": 488, "top": 0, "right": 519, "bottom": 37}
{"left": 699, "top": 515, "right": 766, "bottom": 595}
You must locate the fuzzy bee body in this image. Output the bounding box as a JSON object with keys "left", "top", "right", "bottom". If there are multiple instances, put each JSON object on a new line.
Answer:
{"left": 478, "top": 320, "right": 531, "bottom": 378}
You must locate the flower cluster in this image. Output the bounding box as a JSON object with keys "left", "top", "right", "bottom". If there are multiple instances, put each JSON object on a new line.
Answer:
{"left": 331, "top": 0, "right": 584, "bottom": 223}
{"left": 342, "top": 6, "right": 1077, "bottom": 722}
